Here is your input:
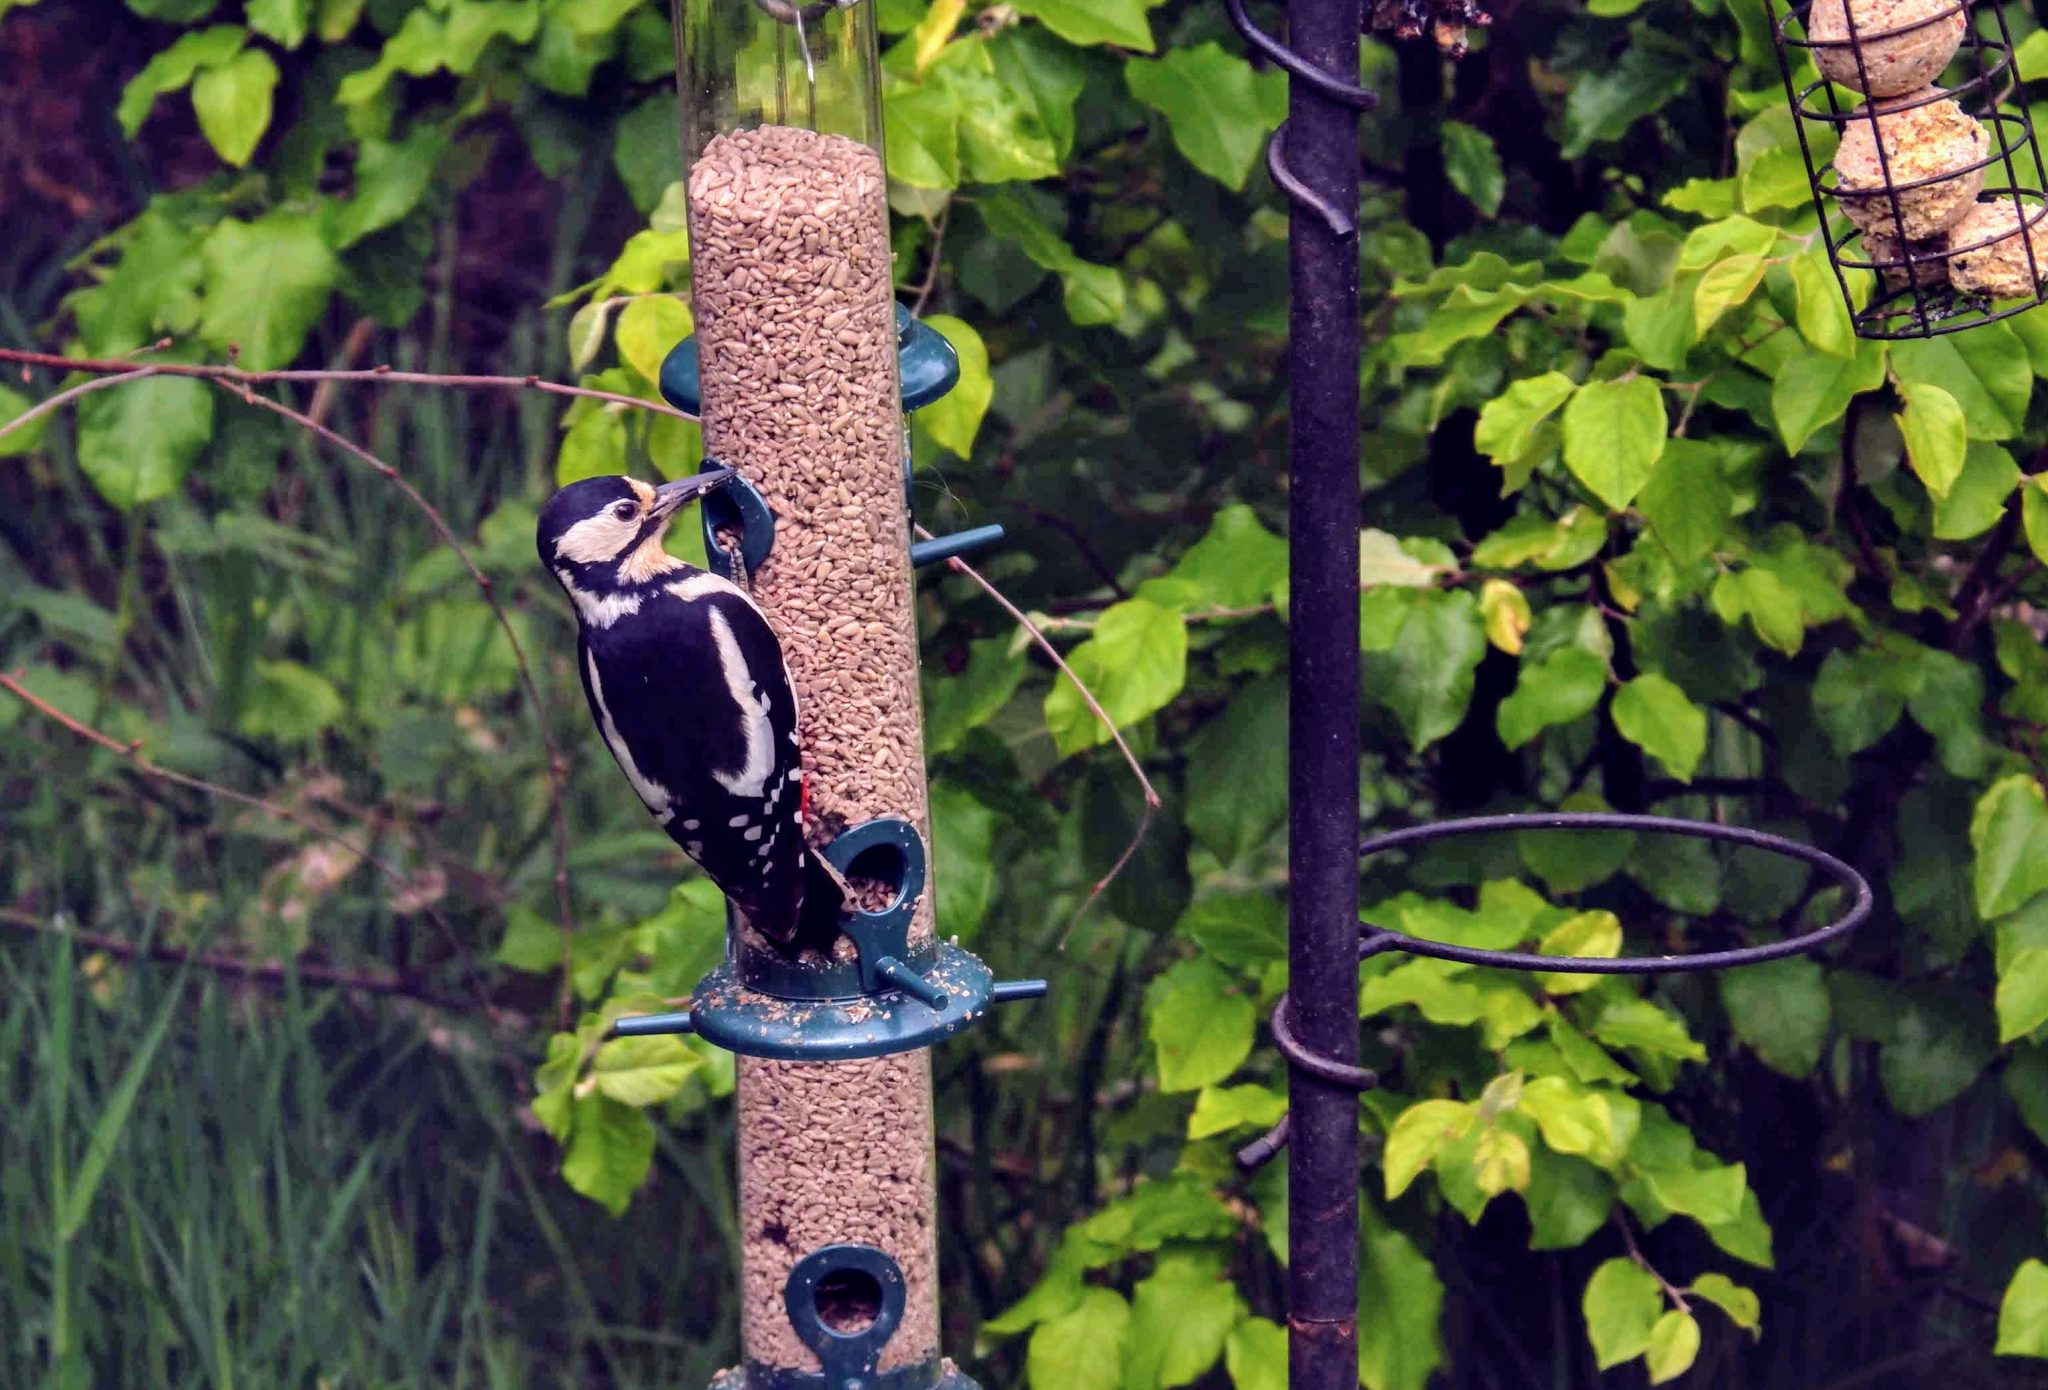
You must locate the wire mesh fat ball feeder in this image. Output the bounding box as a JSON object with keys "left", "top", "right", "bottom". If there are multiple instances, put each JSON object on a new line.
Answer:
{"left": 1771, "top": 0, "right": 2048, "bottom": 337}
{"left": 609, "top": 3, "right": 1035, "bottom": 1388}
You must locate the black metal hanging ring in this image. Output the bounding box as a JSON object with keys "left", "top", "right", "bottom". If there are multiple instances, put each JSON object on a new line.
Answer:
{"left": 1352, "top": 813, "right": 1872, "bottom": 973}
{"left": 1237, "top": 813, "right": 1872, "bottom": 1170}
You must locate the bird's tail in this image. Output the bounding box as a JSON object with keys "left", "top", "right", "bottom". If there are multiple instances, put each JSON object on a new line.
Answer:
{"left": 788, "top": 848, "right": 849, "bottom": 955}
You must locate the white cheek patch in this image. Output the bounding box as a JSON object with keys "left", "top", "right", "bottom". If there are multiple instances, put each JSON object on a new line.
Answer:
{"left": 555, "top": 512, "right": 639, "bottom": 565}
{"left": 586, "top": 650, "right": 672, "bottom": 816}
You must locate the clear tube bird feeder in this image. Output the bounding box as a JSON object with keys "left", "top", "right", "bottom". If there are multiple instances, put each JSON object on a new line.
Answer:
{"left": 658, "top": 3, "right": 1004, "bottom": 1388}
{"left": 1771, "top": 0, "right": 2048, "bottom": 337}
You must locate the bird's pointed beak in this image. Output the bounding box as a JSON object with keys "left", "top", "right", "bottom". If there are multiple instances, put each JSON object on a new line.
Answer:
{"left": 649, "top": 468, "right": 735, "bottom": 521}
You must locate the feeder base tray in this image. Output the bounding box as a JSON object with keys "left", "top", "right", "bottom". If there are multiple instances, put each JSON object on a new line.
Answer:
{"left": 712, "top": 1358, "right": 979, "bottom": 1390}
{"left": 690, "top": 943, "right": 998, "bottom": 1061}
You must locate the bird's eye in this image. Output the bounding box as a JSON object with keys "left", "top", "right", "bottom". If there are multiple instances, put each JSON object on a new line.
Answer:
{"left": 612, "top": 502, "right": 637, "bottom": 521}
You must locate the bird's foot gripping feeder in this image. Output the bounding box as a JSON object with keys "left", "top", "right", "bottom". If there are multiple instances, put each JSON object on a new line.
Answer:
{"left": 613, "top": 815, "right": 1045, "bottom": 1061}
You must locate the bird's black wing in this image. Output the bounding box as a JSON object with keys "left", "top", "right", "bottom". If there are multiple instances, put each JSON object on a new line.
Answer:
{"left": 577, "top": 575, "right": 811, "bottom": 939}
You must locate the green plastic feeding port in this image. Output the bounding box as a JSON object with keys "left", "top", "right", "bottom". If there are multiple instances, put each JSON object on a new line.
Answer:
{"left": 608, "top": 816, "right": 1046, "bottom": 1061}
{"left": 659, "top": 303, "right": 961, "bottom": 417}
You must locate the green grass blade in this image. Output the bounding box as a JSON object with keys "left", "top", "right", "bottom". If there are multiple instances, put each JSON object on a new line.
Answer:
{"left": 55, "top": 970, "right": 186, "bottom": 1240}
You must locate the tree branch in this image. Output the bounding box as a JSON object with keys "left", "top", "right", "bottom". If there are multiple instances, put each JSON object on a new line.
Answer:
{"left": 0, "top": 906, "right": 476, "bottom": 1013}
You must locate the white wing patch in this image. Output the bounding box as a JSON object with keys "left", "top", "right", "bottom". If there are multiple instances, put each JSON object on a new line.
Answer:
{"left": 708, "top": 607, "right": 776, "bottom": 800}
{"left": 586, "top": 650, "right": 672, "bottom": 816}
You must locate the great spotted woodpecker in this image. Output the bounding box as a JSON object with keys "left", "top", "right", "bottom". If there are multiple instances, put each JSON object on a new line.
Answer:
{"left": 536, "top": 471, "right": 842, "bottom": 950}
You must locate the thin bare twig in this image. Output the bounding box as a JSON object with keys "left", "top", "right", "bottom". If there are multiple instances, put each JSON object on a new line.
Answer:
{"left": 910, "top": 200, "right": 952, "bottom": 317}
{"left": 0, "top": 672, "right": 496, "bottom": 1014}
{"left": 206, "top": 382, "right": 578, "bottom": 1025}
{"left": 921, "top": 526, "right": 1160, "bottom": 941}
{"left": 0, "top": 906, "right": 476, "bottom": 1013}
{"left": 0, "top": 347, "right": 698, "bottom": 423}
{"left": 0, "top": 366, "right": 159, "bottom": 443}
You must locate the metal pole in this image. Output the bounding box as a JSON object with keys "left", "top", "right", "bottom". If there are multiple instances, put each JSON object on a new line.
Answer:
{"left": 1284, "top": 0, "right": 1363, "bottom": 1385}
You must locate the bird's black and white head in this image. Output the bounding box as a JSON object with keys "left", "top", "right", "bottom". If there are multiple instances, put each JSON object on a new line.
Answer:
{"left": 536, "top": 471, "right": 732, "bottom": 625}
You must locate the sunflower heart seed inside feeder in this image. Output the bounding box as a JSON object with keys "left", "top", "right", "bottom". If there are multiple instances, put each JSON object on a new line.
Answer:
{"left": 1809, "top": 0, "right": 1967, "bottom": 97}
{"left": 1859, "top": 225, "right": 1950, "bottom": 288}
{"left": 1946, "top": 198, "right": 2048, "bottom": 295}
{"left": 1832, "top": 88, "right": 1988, "bottom": 240}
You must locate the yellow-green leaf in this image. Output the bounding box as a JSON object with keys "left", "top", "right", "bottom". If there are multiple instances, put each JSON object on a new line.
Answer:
{"left": 1646, "top": 1310, "right": 1701, "bottom": 1383}
{"left": 1384, "top": 1099, "right": 1476, "bottom": 1198}
{"left": 1896, "top": 380, "right": 1968, "bottom": 500}
{"left": 1562, "top": 376, "right": 1667, "bottom": 511}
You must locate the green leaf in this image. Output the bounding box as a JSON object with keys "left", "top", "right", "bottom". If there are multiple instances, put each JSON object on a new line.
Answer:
{"left": 1591, "top": 998, "right": 1705, "bottom": 1062}
{"left": 1880, "top": 985, "right": 1995, "bottom": 1116}
{"left": 1998, "top": 1261, "right": 2048, "bottom": 1358}
{"left": 612, "top": 93, "right": 681, "bottom": 213}
{"left": 884, "top": 79, "right": 962, "bottom": 187}
{"left": 1998, "top": 947, "right": 2048, "bottom": 1043}
{"left": 1692, "top": 253, "right": 1765, "bottom": 333}
{"left": 1177, "top": 892, "right": 1286, "bottom": 970}
{"left": 1892, "top": 326, "right": 2032, "bottom": 440}
{"left": 1645, "top": 1310, "right": 1701, "bottom": 1383}
{"left": 1185, "top": 675, "right": 1287, "bottom": 864}
{"left": 1771, "top": 344, "right": 1885, "bottom": 453}
{"left": 191, "top": 47, "right": 280, "bottom": 167}
{"left": 1519, "top": 1074, "right": 1628, "bottom": 1164}
{"left": 2023, "top": 477, "right": 2048, "bottom": 566}
{"left": 562, "top": 1091, "right": 655, "bottom": 1215}
{"left": 1168, "top": 505, "right": 1289, "bottom": 609}
{"left": 931, "top": 781, "right": 997, "bottom": 940}
{"left": 0, "top": 385, "right": 49, "bottom": 458}
{"left": 1719, "top": 956, "right": 1829, "bottom": 1077}
{"left": 1972, "top": 775, "right": 2048, "bottom": 919}
{"left": 1525, "top": 1147, "right": 1616, "bottom": 1248}
{"left": 1561, "top": 376, "right": 1667, "bottom": 510}
{"left": 1611, "top": 673, "right": 1707, "bottom": 781}
{"left": 1933, "top": 442, "right": 2020, "bottom": 540}
{"left": 1030, "top": 1289, "right": 1129, "bottom": 1390}
{"left": 1790, "top": 244, "right": 1856, "bottom": 356}
{"left": 590, "top": 1034, "right": 701, "bottom": 1106}
{"left": 117, "top": 25, "right": 246, "bottom": 137}
{"left": 1442, "top": 121, "right": 1506, "bottom": 216}
{"left": 1146, "top": 957, "right": 1254, "bottom": 1092}
{"left": 925, "top": 636, "right": 1025, "bottom": 755}
{"left": 75, "top": 375, "right": 214, "bottom": 510}
{"left": 326, "top": 128, "right": 449, "bottom": 249}
{"left": 1384, "top": 1099, "right": 1477, "bottom": 1198}
{"left": 1475, "top": 372, "right": 1576, "bottom": 470}
{"left": 1562, "top": 42, "right": 1690, "bottom": 157}
{"left": 1497, "top": 646, "right": 1607, "bottom": 749}
{"left": 924, "top": 38, "right": 1061, "bottom": 183}
{"left": 1225, "top": 1318, "right": 1287, "bottom": 1390}
{"left": 613, "top": 295, "right": 691, "bottom": 388}
{"left": 1123, "top": 1250, "right": 1246, "bottom": 1390}
{"left": 240, "top": 660, "right": 347, "bottom": 742}
{"left": 247, "top": 0, "right": 309, "bottom": 45}
{"left": 1368, "top": 589, "right": 1488, "bottom": 751}
{"left": 1043, "top": 598, "right": 1188, "bottom": 756}
{"left": 1189, "top": 1084, "right": 1288, "bottom": 1139}
{"left": 1537, "top": 912, "right": 1623, "bottom": 996}
{"left": 976, "top": 189, "right": 1126, "bottom": 326}
{"left": 199, "top": 211, "right": 341, "bottom": 370}
{"left": 556, "top": 408, "right": 626, "bottom": 486}
{"left": 1688, "top": 1274, "right": 1761, "bottom": 1334}
{"left": 1011, "top": 0, "right": 1153, "bottom": 51}
{"left": 1895, "top": 381, "right": 1967, "bottom": 500}
{"left": 1124, "top": 44, "right": 1284, "bottom": 191}
{"left": 1636, "top": 439, "right": 1732, "bottom": 563}
{"left": 916, "top": 314, "right": 992, "bottom": 458}
{"left": 1583, "top": 1256, "right": 1662, "bottom": 1368}
{"left": 1357, "top": 1214, "right": 1445, "bottom": 1390}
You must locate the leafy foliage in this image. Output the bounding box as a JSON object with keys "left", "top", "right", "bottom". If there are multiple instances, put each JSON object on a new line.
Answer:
{"left": 7, "top": 0, "right": 2048, "bottom": 1384}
